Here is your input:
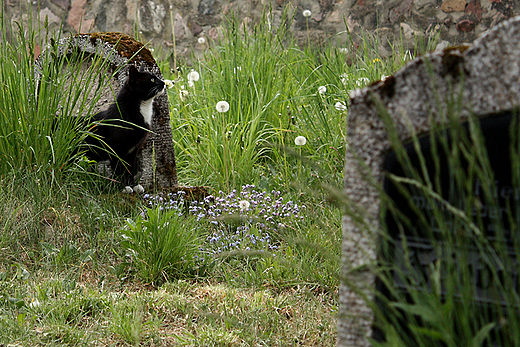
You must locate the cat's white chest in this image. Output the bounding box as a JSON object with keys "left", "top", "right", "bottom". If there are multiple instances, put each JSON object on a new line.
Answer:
{"left": 140, "top": 99, "right": 154, "bottom": 126}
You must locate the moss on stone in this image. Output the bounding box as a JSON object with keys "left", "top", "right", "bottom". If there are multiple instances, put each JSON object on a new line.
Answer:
{"left": 376, "top": 75, "right": 396, "bottom": 99}
{"left": 442, "top": 44, "right": 471, "bottom": 56}
{"left": 79, "top": 32, "right": 156, "bottom": 65}
{"left": 440, "top": 44, "right": 470, "bottom": 78}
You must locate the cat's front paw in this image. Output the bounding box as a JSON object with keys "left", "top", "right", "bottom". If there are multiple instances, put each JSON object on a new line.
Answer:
{"left": 133, "top": 184, "right": 145, "bottom": 194}
{"left": 122, "top": 186, "right": 134, "bottom": 194}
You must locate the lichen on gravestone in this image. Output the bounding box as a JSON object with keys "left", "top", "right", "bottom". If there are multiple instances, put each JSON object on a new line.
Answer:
{"left": 339, "top": 15, "right": 520, "bottom": 347}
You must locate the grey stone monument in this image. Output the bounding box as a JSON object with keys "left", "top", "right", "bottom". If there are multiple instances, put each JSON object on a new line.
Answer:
{"left": 339, "top": 15, "right": 520, "bottom": 347}
{"left": 35, "top": 32, "right": 178, "bottom": 190}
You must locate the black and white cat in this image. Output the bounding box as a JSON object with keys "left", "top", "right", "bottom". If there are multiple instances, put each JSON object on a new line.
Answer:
{"left": 85, "top": 65, "right": 165, "bottom": 191}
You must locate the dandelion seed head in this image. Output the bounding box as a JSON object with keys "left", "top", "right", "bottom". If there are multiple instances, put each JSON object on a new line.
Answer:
{"left": 295, "top": 136, "right": 307, "bottom": 146}
{"left": 198, "top": 36, "right": 206, "bottom": 44}
{"left": 303, "top": 10, "right": 312, "bottom": 17}
{"left": 318, "top": 85, "right": 327, "bottom": 94}
{"left": 216, "top": 100, "right": 230, "bottom": 113}
{"left": 187, "top": 70, "right": 200, "bottom": 82}
{"left": 179, "top": 88, "right": 189, "bottom": 101}
{"left": 239, "top": 200, "right": 250, "bottom": 210}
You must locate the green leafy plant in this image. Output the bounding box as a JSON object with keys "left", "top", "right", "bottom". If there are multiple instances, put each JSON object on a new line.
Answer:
{"left": 120, "top": 207, "right": 203, "bottom": 285}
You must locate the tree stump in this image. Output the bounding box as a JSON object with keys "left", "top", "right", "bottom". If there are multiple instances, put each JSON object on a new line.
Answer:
{"left": 35, "top": 32, "right": 177, "bottom": 190}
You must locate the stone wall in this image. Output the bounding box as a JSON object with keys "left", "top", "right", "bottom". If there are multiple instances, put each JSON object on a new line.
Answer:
{"left": 3, "top": 0, "right": 518, "bottom": 61}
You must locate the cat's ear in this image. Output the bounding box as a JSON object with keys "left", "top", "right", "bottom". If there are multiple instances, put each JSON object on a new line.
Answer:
{"left": 128, "top": 65, "right": 138, "bottom": 79}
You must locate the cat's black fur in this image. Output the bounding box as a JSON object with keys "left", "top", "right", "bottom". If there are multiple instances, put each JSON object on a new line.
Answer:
{"left": 85, "top": 65, "right": 165, "bottom": 185}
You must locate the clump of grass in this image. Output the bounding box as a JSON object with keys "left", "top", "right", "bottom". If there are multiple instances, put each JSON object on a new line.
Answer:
{"left": 0, "top": 11, "right": 114, "bottom": 182}
{"left": 110, "top": 295, "right": 163, "bottom": 345}
{"left": 120, "top": 207, "right": 203, "bottom": 285}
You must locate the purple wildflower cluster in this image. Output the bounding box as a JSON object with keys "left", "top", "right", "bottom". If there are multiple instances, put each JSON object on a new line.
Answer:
{"left": 142, "top": 185, "right": 303, "bottom": 256}
{"left": 142, "top": 191, "right": 186, "bottom": 216}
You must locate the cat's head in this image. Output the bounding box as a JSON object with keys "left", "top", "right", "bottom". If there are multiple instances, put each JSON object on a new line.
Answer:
{"left": 127, "top": 65, "right": 166, "bottom": 101}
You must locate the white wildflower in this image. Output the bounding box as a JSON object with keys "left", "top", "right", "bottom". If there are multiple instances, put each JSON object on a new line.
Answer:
{"left": 187, "top": 70, "right": 200, "bottom": 82}
{"left": 239, "top": 200, "right": 250, "bottom": 210}
{"left": 335, "top": 101, "right": 347, "bottom": 111}
{"left": 295, "top": 136, "right": 307, "bottom": 146}
{"left": 340, "top": 73, "right": 349, "bottom": 85}
{"left": 179, "top": 86, "right": 189, "bottom": 101}
{"left": 198, "top": 36, "right": 206, "bottom": 44}
{"left": 216, "top": 100, "right": 230, "bottom": 113}
{"left": 356, "top": 77, "right": 370, "bottom": 87}
{"left": 303, "top": 10, "right": 312, "bottom": 17}
{"left": 318, "top": 85, "right": 327, "bottom": 94}
{"left": 28, "top": 298, "right": 41, "bottom": 309}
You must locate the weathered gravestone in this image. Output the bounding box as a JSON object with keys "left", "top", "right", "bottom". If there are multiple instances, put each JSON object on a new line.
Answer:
{"left": 339, "top": 15, "right": 520, "bottom": 347}
{"left": 34, "top": 33, "right": 178, "bottom": 190}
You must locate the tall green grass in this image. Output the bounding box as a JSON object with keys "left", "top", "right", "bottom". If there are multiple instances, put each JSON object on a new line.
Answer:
{"left": 0, "top": 9, "right": 114, "bottom": 182}
{"left": 0, "top": 10, "right": 126, "bottom": 270}
{"left": 120, "top": 207, "right": 203, "bottom": 285}
{"left": 166, "top": 8, "right": 437, "bottom": 193}
{"left": 169, "top": 9, "right": 346, "bottom": 191}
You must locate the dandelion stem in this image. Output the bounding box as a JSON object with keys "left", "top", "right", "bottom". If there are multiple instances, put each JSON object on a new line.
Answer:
{"left": 170, "top": 8, "right": 177, "bottom": 73}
